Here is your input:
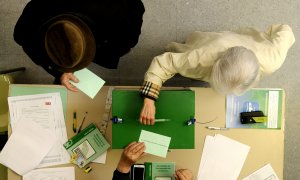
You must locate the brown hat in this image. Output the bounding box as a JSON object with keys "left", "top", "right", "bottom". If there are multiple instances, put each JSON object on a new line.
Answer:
{"left": 44, "top": 14, "right": 96, "bottom": 72}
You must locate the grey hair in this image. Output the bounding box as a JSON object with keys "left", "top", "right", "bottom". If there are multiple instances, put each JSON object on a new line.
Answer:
{"left": 210, "top": 46, "right": 260, "bottom": 95}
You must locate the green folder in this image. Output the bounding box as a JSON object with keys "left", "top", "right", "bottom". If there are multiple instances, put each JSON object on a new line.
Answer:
{"left": 112, "top": 90, "right": 195, "bottom": 149}
{"left": 9, "top": 85, "right": 68, "bottom": 119}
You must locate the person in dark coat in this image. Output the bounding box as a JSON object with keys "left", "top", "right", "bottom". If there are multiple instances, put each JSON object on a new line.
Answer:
{"left": 14, "top": 0, "right": 145, "bottom": 91}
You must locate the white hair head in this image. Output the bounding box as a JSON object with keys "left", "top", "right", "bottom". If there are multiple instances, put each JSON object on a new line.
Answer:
{"left": 210, "top": 46, "right": 260, "bottom": 95}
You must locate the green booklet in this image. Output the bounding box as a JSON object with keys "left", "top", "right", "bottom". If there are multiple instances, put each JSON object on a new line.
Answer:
{"left": 63, "top": 123, "right": 110, "bottom": 168}
{"left": 145, "top": 162, "right": 175, "bottom": 180}
{"left": 226, "top": 88, "right": 284, "bottom": 129}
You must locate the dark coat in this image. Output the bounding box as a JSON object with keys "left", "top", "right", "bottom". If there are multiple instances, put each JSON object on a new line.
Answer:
{"left": 14, "top": 0, "right": 145, "bottom": 79}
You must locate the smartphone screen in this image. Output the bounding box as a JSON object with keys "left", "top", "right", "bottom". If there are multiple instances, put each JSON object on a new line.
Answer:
{"left": 132, "top": 164, "right": 145, "bottom": 180}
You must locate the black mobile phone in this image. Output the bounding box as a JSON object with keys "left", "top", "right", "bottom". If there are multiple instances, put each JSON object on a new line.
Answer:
{"left": 131, "top": 164, "right": 145, "bottom": 180}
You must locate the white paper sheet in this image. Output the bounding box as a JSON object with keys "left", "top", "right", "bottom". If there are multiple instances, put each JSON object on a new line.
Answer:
{"left": 23, "top": 167, "right": 75, "bottom": 180}
{"left": 92, "top": 151, "right": 107, "bottom": 164}
{"left": 0, "top": 118, "right": 56, "bottom": 175}
{"left": 8, "top": 93, "right": 69, "bottom": 167}
{"left": 242, "top": 163, "right": 279, "bottom": 180}
{"left": 197, "top": 134, "right": 250, "bottom": 180}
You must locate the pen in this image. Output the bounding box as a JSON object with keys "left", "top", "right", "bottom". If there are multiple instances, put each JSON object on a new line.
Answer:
{"left": 73, "top": 112, "right": 77, "bottom": 133}
{"left": 206, "top": 126, "right": 229, "bottom": 130}
{"left": 78, "top": 112, "right": 88, "bottom": 134}
{"left": 155, "top": 119, "right": 171, "bottom": 122}
{"left": 137, "top": 119, "right": 171, "bottom": 122}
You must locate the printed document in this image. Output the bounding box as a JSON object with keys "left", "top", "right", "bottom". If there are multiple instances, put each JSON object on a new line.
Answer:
{"left": 242, "top": 163, "right": 279, "bottom": 180}
{"left": 8, "top": 93, "right": 69, "bottom": 167}
{"left": 23, "top": 167, "right": 75, "bottom": 180}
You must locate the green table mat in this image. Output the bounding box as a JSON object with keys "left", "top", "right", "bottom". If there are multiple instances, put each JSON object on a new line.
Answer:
{"left": 112, "top": 89, "right": 195, "bottom": 149}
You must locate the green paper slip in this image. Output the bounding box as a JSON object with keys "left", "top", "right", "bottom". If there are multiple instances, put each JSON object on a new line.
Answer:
{"left": 139, "top": 130, "right": 171, "bottom": 158}
{"left": 70, "top": 68, "right": 105, "bottom": 99}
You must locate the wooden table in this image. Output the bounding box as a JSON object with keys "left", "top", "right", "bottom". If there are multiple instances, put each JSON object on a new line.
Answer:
{"left": 8, "top": 85, "right": 284, "bottom": 179}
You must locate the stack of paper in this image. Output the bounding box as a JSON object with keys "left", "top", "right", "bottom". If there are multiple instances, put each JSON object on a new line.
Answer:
{"left": 23, "top": 167, "right": 75, "bottom": 180}
{"left": 0, "top": 93, "right": 69, "bottom": 175}
{"left": 0, "top": 118, "right": 56, "bottom": 175}
{"left": 197, "top": 134, "right": 250, "bottom": 180}
{"left": 242, "top": 163, "right": 279, "bottom": 180}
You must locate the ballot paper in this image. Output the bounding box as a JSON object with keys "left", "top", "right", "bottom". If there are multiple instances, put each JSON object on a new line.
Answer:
{"left": 242, "top": 163, "right": 279, "bottom": 180}
{"left": 23, "top": 167, "right": 75, "bottom": 180}
{"left": 8, "top": 93, "right": 69, "bottom": 167}
{"left": 70, "top": 68, "right": 105, "bottom": 99}
{"left": 138, "top": 130, "right": 171, "bottom": 158}
{"left": 197, "top": 134, "right": 250, "bottom": 180}
{"left": 0, "top": 118, "right": 56, "bottom": 175}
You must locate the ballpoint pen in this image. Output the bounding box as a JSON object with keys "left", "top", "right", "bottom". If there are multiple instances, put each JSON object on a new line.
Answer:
{"left": 78, "top": 112, "right": 88, "bottom": 134}
{"left": 136, "top": 119, "right": 171, "bottom": 123}
{"left": 206, "top": 126, "right": 229, "bottom": 130}
{"left": 73, "top": 112, "right": 77, "bottom": 133}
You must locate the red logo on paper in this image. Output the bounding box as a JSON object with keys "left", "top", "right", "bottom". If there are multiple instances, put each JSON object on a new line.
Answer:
{"left": 45, "top": 102, "right": 51, "bottom": 105}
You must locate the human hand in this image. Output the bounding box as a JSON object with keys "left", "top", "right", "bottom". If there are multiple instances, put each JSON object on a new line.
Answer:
{"left": 139, "top": 98, "right": 156, "bottom": 125}
{"left": 174, "top": 169, "right": 193, "bottom": 180}
{"left": 117, "top": 142, "right": 146, "bottom": 173}
{"left": 60, "top": 72, "right": 79, "bottom": 92}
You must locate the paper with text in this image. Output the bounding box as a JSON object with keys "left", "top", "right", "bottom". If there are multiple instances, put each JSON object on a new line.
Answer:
{"left": 70, "top": 68, "right": 105, "bottom": 99}
{"left": 23, "top": 167, "right": 75, "bottom": 180}
{"left": 8, "top": 93, "right": 69, "bottom": 167}
{"left": 242, "top": 163, "right": 279, "bottom": 180}
{"left": 139, "top": 130, "right": 171, "bottom": 158}
{"left": 197, "top": 134, "right": 250, "bottom": 180}
{"left": 0, "top": 118, "right": 56, "bottom": 175}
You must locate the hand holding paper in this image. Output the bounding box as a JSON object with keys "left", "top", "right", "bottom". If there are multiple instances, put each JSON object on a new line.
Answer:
{"left": 70, "top": 68, "right": 105, "bottom": 99}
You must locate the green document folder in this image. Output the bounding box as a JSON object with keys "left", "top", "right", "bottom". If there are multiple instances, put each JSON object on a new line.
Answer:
{"left": 9, "top": 85, "right": 68, "bottom": 119}
{"left": 112, "top": 90, "right": 195, "bottom": 149}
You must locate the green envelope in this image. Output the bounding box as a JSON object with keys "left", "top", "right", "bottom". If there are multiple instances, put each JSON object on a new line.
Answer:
{"left": 112, "top": 90, "right": 195, "bottom": 149}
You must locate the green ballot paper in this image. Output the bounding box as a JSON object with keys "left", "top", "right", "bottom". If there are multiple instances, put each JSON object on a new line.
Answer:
{"left": 63, "top": 123, "right": 110, "bottom": 168}
{"left": 144, "top": 162, "right": 175, "bottom": 180}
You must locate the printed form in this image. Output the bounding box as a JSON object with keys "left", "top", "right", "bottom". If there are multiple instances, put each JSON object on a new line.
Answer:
{"left": 23, "top": 167, "right": 75, "bottom": 180}
{"left": 8, "top": 93, "right": 69, "bottom": 167}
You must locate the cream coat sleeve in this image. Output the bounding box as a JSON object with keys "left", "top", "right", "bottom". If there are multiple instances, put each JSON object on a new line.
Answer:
{"left": 144, "top": 52, "right": 185, "bottom": 87}
{"left": 143, "top": 49, "right": 213, "bottom": 87}
{"left": 262, "top": 24, "right": 295, "bottom": 73}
